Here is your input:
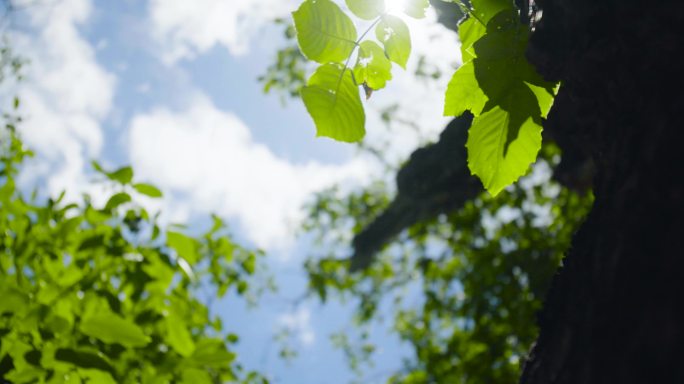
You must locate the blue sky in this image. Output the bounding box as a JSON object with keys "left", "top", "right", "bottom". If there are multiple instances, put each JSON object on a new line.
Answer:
{"left": 3, "top": 0, "right": 463, "bottom": 382}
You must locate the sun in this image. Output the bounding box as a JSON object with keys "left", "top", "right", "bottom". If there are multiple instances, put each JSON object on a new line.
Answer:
{"left": 384, "top": 0, "right": 409, "bottom": 14}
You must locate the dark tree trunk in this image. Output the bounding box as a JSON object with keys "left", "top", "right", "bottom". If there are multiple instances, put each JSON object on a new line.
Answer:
{"left": 521, "top": 1, "right": 684, "bottom": 383}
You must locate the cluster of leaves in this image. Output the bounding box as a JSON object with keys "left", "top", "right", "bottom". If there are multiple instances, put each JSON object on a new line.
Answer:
{"left": 0, "top": 128, "right": 268, "bottom": 383}
{"left": 292, "top": 0, "right": 422, "bottom": 142}
{"left": 443, "top": 3, "right": 556, "bottom": 195}
{"left": 301, "top": 148, "right": 593, "bottom": 383}
{"left": 291, "top": 0, "right": 556, "bottom": 196}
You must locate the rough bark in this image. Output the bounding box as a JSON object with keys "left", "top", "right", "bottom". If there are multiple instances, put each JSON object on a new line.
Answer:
{"left": 521, "top": 1, "right": 684, "bottom": 383}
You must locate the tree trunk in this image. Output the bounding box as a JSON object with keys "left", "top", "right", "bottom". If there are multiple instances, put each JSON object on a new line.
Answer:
{"left": 520, "top": 1, "right": 684, "bottom": 383}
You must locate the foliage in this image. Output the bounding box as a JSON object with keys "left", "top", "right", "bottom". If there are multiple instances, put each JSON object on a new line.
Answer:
{"left": 300, "top": 147, "right": 593, "bottom": 382}
{"left": 291, "top": 0, "right": 557, "bottom": 195}
{"left": 0, "top": 126, "right": 269, "bottom": 382}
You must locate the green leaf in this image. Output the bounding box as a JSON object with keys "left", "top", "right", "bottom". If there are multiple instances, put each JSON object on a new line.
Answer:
{"left": 403, "top": 0, "right": 430, "bottom": 19}
{"left": 470, "top": 0, "right": 515, "bottom": 24}
{"left": 526, "top": 82, "right": 556, "bottom": 118}
{"left": 242, "top": 254, "right": 257, "bottom": 275}
{"left": 167, "top": 231, "right": 200, "bottom": 265}
{"left": 107, "top": 166, "right": 134, "bottom": 185}
{"left": 466, "top": 86, "right": 543, "bottom": 196}
{"left": 78, "top": 369, "right": 117, "bottom": 384}
{"left": 190, "top": 339, "right": 236, "bottom": 367}
{"left": 181, "top": 368, "right": 212, "bottom": 384}
{"left": 301, "top": 64, "right": 366, "bottom": 142}
{"left": 104, "top": 192, "right": 132, "bottom": 211}
{"left": 80, "top": 313, "right": 151, "bottom": 348}
{"left": 0, "top": 286, "right": 29, "bottom": 315}
{"left": 353, "top": 41, "right": 393, "bottom": 90}
{"left": 376, "top": 15, "right": 411, "bottom": 69}
{"left": 458, "top": 16, "right": 487, "bottom": 62}
{"left": 345, "top": 0, "right": 384, "bottom": 20}
{"left": 447, "top": 7, "right": 558, "bottom": 195}
{"left": 133, "top": 183, "right": 163, "bottom": 198}
{"left": 91, "top": 160, "right": 106, "bottom": 174}
{"left": 54, "top": 348, "right": 115, "bottom": 374}
{"left": 444, "top": 62, "right": 488, "bottom": 117}
{"left": 166, "top": 313, "right": 196, "bottom": 357}
{"left": 293, "top": 0, "right": 357, "bottom": 64}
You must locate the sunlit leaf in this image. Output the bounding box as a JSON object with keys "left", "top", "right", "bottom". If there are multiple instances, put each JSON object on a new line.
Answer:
{"left": 167, "top": 231, "right": 200, "bottom": 265}
{"left": 444, "top": 62, "right": 488, "bottom": 117}
{"left": 133, "top": 183, "right": 163, "bottom": 198}
{"left": 458, "top": 16, "right": 487, "bottom": 62}
{"left": 190, "top": 339, "right": 236, "bottom": 367}
{"left": 345, "top": 0, "right": 384, "bottom": 20}
{"left": 301, "top": 63, "right": 365, "bottom": 142}
{"left": 78, "top": 368, "right": 117, "bottom": 384}
{"left": 181, "top": 368, "right": 212, "bottom": 384}
{"left": 80, "top": 313, "right": 151, "bottom": 348}
{"left": 166, "top": 313, "right": 196, "bottom": 357}
{"left": 353, "top": 40, "right": 393, "bottom": 90}
{"left": 104, "top": 192, "right": 131, "bottom": 211}
{"left": 466, "top": 87, "right": 543, "bottom": 196}
{"left": 107, "top": 166, "right": 134, "bottom": 185}
{"left": 293, "top": 0, "right": 357, "bottom": 63}
{"left": 376, "top": 15, "right": 411, "bottom": 69}
{"left": 403, "top": 0, "right": 430, "bottom": 19}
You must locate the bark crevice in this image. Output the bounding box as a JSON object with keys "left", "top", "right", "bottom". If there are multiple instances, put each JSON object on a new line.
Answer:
{"left": 521, "top": 1, "right": 684, "bottom": 383}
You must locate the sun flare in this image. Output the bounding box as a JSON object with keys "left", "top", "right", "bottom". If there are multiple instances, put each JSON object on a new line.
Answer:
{"left": 384, "top": 0, "right": 409, "bottom": 14}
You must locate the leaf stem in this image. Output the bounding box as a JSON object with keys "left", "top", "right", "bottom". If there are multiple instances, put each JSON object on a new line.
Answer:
{"left": 333, "top": 15, "right": 384, "bottom": 103}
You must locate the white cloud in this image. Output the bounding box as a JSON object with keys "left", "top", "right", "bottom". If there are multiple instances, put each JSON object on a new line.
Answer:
{"left": 277, "top": 307, "right": 316, "bottom": 346}
{"left": 148, "top": 0, "right": 297, "bottom": 63}
{"left": 128, "top": 95, "right": 374, "bottom": 250}
{"left": 7, "top": 0, "right": 116, "bottom": 199}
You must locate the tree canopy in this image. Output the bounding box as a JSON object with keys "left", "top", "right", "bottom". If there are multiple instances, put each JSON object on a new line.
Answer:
{"left": 0, "top": 91, "right": 268, "bottom": 382}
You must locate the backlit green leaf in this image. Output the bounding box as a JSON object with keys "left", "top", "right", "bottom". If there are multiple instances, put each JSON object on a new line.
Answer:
{"left": 345, "top": 0, "right": 384, "bottom": 20}
{"left": 458, "top": 16, "right": 487, "bottom": 62}
{"left": 293, "top": 0, "right": 357, "bottom": 64}
{"left": 526, "top": 82, "right": 556, "bottom": 118}
{"left": 444, "top": 62, "right": 488, "bottom": 117}
{"left": 78, "top": 369, "right": 117, "bottom": 384}
{"left": 445, "top": 7, "right": 558, "bottom": 195}
{"left": 91, "top": 160, "right": 106, "bottom": 174}
{"left": 376, "top": 15, "right": 411, "bottom": 69}
{"left": 403, "top": 0, "right": 430, "bottom": 19}
{"left": 107, "top": 166, "right": 134, "bottom": 185}
{"left": 133, "top": 183, "right": 163, "bottom": 198}
{"left": 466, "top": 86, "right": 543, "bottom": 196}
{"left": 0, "top": 286, "right": 28, "bottom": 315}
{"left": 190, "top": 339, "right": 236, "bottom": 367}
{"left": 104, "top": 192, "right": 131, "bottom": 211}
{"left": 80, "top": 313, "right": 151, "bottom": 348}
{"left": 353, "top": 41, "right": 393, "bottom": 90}
{"left": 301, "top": 63, "right": 365, "bottom": 142}
{"left": 181, "top": 368, "right": 212, "bottom": 384}
{"left": 167, "top": 231, "right": 200, "bottom": 265}
{"left": 166, "top": 313, "right": 196, "bottom": 357}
